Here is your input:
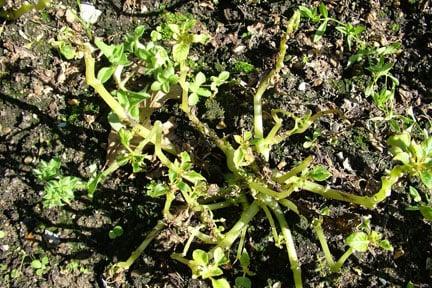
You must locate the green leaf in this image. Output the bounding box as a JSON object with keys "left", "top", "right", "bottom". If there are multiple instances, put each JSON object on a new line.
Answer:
{"left": 388, "top": 132, "right": 411, "bottom": 153}
{"left": 184, "top": 171, "right": 206, "bottom": 184}
{"left": 233, "top": 148, "right": 245, "bottom": 168}
{"left": 193, "top": 33, "right": 210, "bottom": 44}
{"left": 419, "top": 205, "right": 432, "bottom": 221}
{"left": 33, "top": 158, "right": 61, "bottom": 182}
{"left": 211, "top": 278, "right": 231, "bottom": 288}
{"left": 319, "top": 2, "right": 328, "bottom": 18}
{"left": 409, "top": 186, "right": 422, "bottom": 203}
{"left": 213, "top": 247, "right": 228, "bottom": 266}
{"left": 107, "top": 112, "right": 124, "bottom": 131}
{"left": 239, "top": 251, "right": 250, "bottom": 269}
{"left": 192, "top": 249, "right": 209, "bottom": 266}
{"left": 299, "top": 6, "right": 314, "bottom": 20}
{"left": 419, "top": 167, "right": 432, "bottom": 189}
{"left": 59, "top": 43, "right": 76, "bottom": 60}
{"left": 204, "top": 266, "right": 224, "bottom": 278}
{"left": 195, "top": 72, "right": 206, "bottom": 86}
{"left": 188, "top": 93, "right": 199, "bottom": 106}
{"left": 95, "top": 38, "right": 115, "bottom": 59}
{"left": 109, "top": 225, "right": 124, "bottom": 239}
{"left": 173, "top": 43, "right": 189, "bottom": 63}
{"left": 235, "top": 276, "right": 252, "bottom": 288}
{"left": 97, "top": 67, "right": 115, "bottom": 83}
{"left": 422, "top": 137, "right": 432, "bottom": 156}
{"left": 147, "top": 182, "right": 169, "bottom": 198}
{"left": 313, "top": 20, "right": 328, "bottom": 42}
{"left": 309, "top": 165, "right": 332, "bottom": 181}
{"left": 41, "top": 256, "right": 49, "bottom": 265}
{"left": 31, "top": 260, "right": 42, "bottom": 269}
{"left": 197, "top": 87, "right": 211, "bottom": 97}
{"left": 0, "top": 230, "right": 5, "bottom": 239}
{"left": 118, "top": 128, "right": 133, "bottom": 148}
{"left": 392, "top": 152, "right": 411, "bottom": 165}
{"left": 346, "top": 231, "right": 369, "bottom": 252}
{"left": 378, "top": 239, "right": 394, "bottom": 252}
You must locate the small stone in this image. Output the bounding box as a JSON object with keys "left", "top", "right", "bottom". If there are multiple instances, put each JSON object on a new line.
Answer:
{"left": 298, "top": 82, "right": 307, "bottom": 91}
{"left": 23, "top": 156, "right": 33, "bottom": 164}
{"left": 2, "top": 127, "right": 11, "bottom": 134}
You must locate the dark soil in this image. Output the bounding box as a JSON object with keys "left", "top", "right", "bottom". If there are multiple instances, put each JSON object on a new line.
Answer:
{"left": 1, "top": 0, "right": 431, "bottom": 287}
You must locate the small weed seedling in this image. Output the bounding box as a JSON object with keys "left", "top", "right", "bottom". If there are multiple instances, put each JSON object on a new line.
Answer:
{"left": 31, "top": 256, "right": 50, "bottom": 276}
{"left": 300, "top": 3, "right": 401, "bottom": 114}
{"left": 33, "top": 158, "right": 84, "bottom": 208}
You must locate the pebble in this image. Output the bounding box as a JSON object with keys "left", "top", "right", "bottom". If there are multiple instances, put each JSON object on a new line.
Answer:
{"left": 2, "top": 127, "right": 11, "bottom": 134}
{"left": 23, "top": 156, "right": 33, "bottom": 164}
{"left": 298, "top": 82, "right": 307, "bottom": 91}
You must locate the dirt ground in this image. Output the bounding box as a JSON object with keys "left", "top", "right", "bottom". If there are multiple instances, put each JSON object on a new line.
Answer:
{"left": 0, "top": 0, "right": 431, "bottom": 287}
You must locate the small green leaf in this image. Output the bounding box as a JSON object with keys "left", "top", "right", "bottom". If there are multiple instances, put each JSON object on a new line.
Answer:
{"left": 409, "top": 186, "right": 422, "bottom": 203}
{"left": 184, "top": 171, "right": 206, "bottom": 184}
{"left": 41, "top": 256, "right": 49, "bottom": 265}
{"left": 346, "top": 231, "right": 369, "bottom": 252}
{"left": 313, "top": 20, "right": 328, "bottom": 42}
{"left": 31, "top": 260, "right": 42, "bottom": 269}
{"left": 192, "top": 34, "right": 210, "bottom": 44}
{"left": 419, "top": 205, "right": 432, "bottom": 221}
{"left": 235, "top": 276, "right": 252, "bottom": 288}
{"left": 378, "top": 239, "right": 394, "bottom": 252}
{"left": 173, "top": 43, "right": 189, "bottom": 63}
{"left": 192, "top": 249, "right": 209, "bottom": 266}
{"left": 309, "top": 165, "right": 332, "bottom": 181}
{"left": 233, "top": 148, "right": 245, "bottom": 168}
{"left": 213, "top": 247, "right": 228, "bottom": 266}
{"left": 419, "top": 168, "right": 432, "bottom": 189}
{"left": 392, "top": 152, "right": 411, "bottom": 165}
{"left": 211, "top": 278, "right": 231, "bottom": 288}
{"left": 318, "top": 2, "right": 328, "bottom": 18}
{"left": 239, "top": 251, "right": 250, "bottom": 269}
{"left": 204, "top": 266, "right": 224, "bottom": 278}
{"left": 421, "top": 137, "right": 432, "bottom": 156}
{"left": 97, "top": 67, "right": 115, "bottom": 83}
{"left": 188, "top": 93, "right": 200, "bottom": 106}
{"left": 0, "top": 230, "right": 5, "bottom": 239}
{"left": 147, "top": 182, "right": 169, "bottom": 198}
{"left": 109, "top": 225, "right": 124, "bottom": 239}
{"left": 388, "top": 132, "right": 411, "bottom": 152}
{"left": 59, "top": 43, "right": 76, "bottom": 60}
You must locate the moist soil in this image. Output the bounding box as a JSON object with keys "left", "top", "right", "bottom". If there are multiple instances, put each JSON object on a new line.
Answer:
{"left": 1, "top": 0, "right": 431, "bottom": 287}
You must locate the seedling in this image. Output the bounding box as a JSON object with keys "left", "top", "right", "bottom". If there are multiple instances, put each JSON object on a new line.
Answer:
{"left": 109, "top": 226, "right": 124, "bottom": 239}
{"left": 31, "top": 256, "right": 49, "bottom": 276}
{"left": 299, "top": 3, "right": 365, "bottom": 49}
{"left": 33, "top": 158, "right": 84, "bottom": 208}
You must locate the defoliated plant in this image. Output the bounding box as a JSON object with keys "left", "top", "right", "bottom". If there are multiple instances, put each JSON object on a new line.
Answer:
{"left": 71, "top": 8, "right": 422, "bottom": 288}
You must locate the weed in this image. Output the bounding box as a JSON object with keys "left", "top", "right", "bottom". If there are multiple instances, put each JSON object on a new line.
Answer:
{"left": 31, "top": 255, "right": 50, "bottom": 276}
